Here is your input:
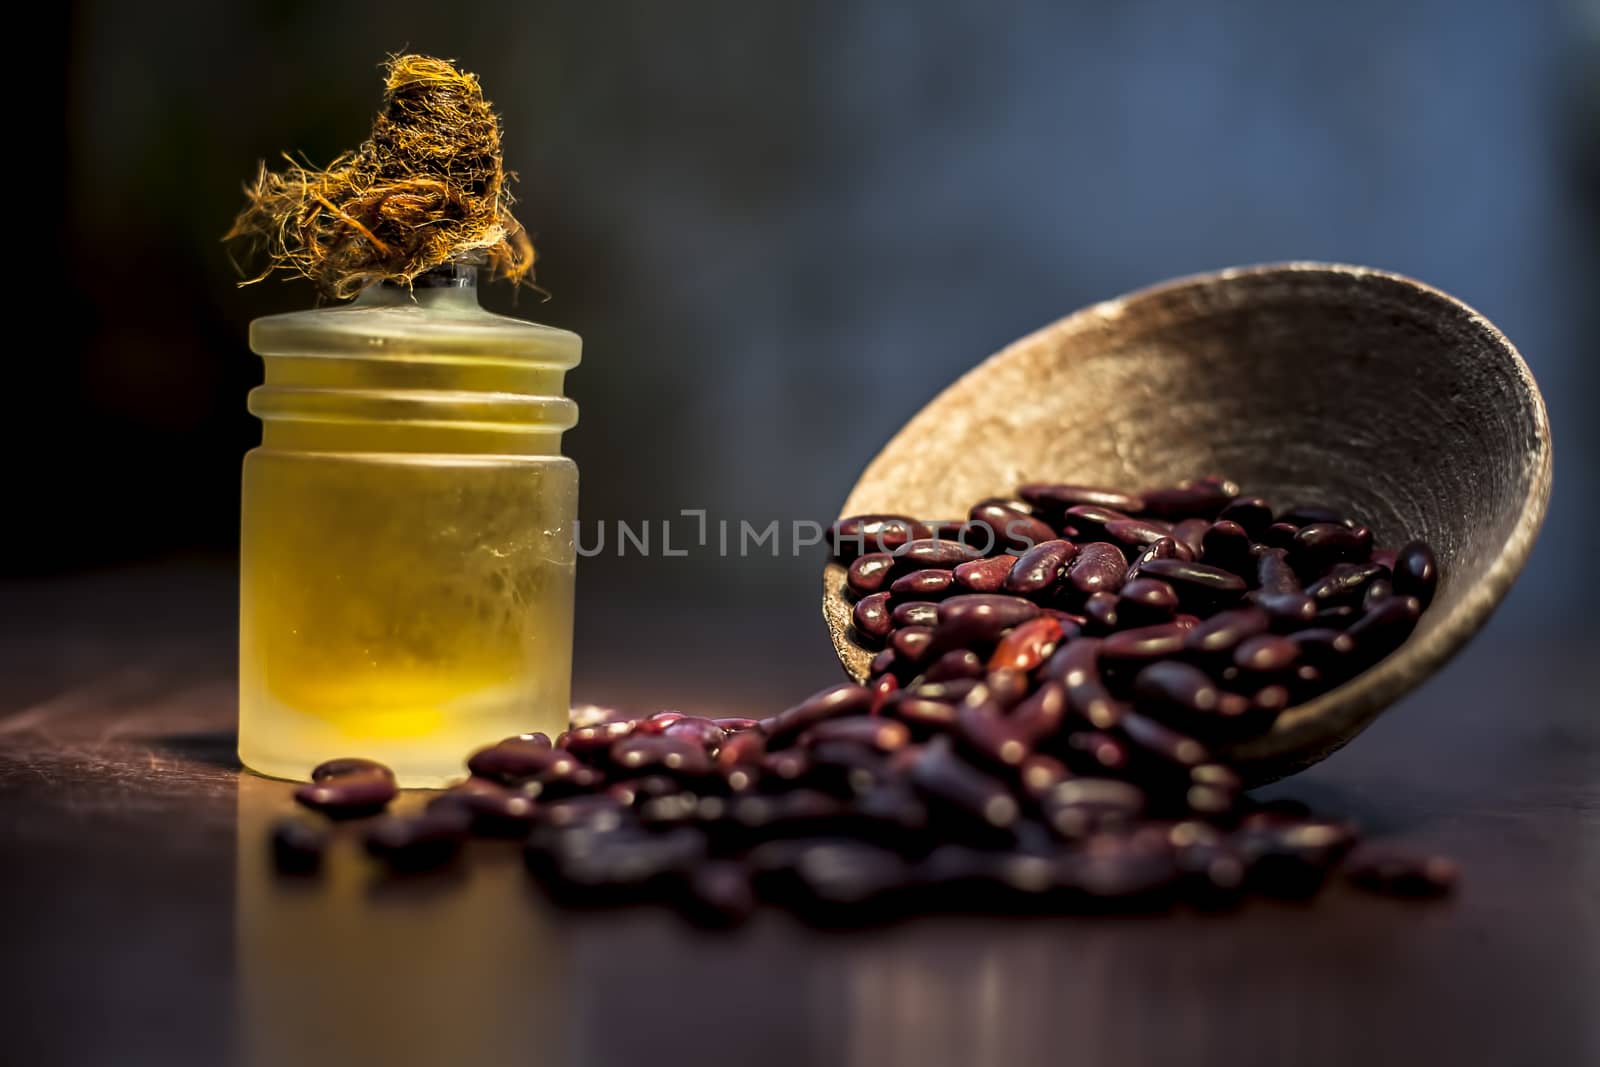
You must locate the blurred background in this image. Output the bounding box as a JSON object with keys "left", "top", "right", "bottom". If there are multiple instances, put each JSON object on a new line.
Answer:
{"left": 12, "top": 0, "right": 1599, "bottom": 700}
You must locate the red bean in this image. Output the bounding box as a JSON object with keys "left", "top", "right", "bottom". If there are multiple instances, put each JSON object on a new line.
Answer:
{"left": 1018, "top": 483, "right": 1145, "bottom": 515}
{"left": 852, "top": 591, "right": 893, "bottom": 642}
{"left": 829, "top": 515, "right": 933, "bottom": 560}
{"left": 952, "top": 554, "right": 1019, "bottom": 593}
{"left": 1066, "top": 542, "right": 1128, "bottom": 597}
{"left": 846, "top": 552, "right": 896, "bottom": 596}
{"left": 889, "top": 569, "right": 957, "bottom": 601}
{"left": 987, "top": 616, "right": 1064, "bottom": 672}
{"left": 1004, "top": 539, "right": 1078, "bottom": 597}
{"left": 1392, "top": 541, "right": 1439, "bottom": 608}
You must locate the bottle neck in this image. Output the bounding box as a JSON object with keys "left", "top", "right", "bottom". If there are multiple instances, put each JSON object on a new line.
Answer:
{"left": 353, "top": 258, "right": 483, "bottom": 312}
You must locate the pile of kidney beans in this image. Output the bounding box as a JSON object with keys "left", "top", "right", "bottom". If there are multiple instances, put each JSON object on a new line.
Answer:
{"left": 273, "top": 477, "right": 1456, "bottom": 925}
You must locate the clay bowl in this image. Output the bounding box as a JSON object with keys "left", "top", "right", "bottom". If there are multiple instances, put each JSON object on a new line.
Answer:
{"left": 822, "top": 263, "right": 1551, "bottom": 783}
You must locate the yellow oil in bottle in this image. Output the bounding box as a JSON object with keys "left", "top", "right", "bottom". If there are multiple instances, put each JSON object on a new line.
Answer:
{"left": 238, "top": 266, "right": 580, "bottom": 786}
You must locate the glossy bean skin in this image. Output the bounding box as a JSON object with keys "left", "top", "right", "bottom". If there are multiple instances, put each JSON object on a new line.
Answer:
{"left": 663, "top": 717, "right": 729, "bottom": 749}
{"left": 909, "top": 677, "right": 983, "bottom": 703}
{"left": 846, "top": 552, "right": 896, "bottom": 596}
{"left": 1262, "top": 522, "right": 1299, "bottom": 550}
{"left": 953, "top": 554, "right": 1019, "bottom": 593}
{"left": 982, "top": 668, "right": 1032, "bottom": 709}
{"left": 1233, "top": 634, "right": 1300, "bottom": 674}
{"left": 311, "top": 757, "right": 395, "bottom": 783}
{"left": 988, "top": 616, "right": 1064, "bottom": 672}
{"left": 468, "top": 739, "right": 573, "bottom": 784}
{"left": 1278, "top": 504, "right": 1355, "bottom": 529}
{"left": 931, "top": 595, "right": 1042, "bottom": 653}
{"left": 1042, "top": 639, "right": 1122, "bottom": 730}
{"left": 1132, "top": 663, "right": 1268, "bottom": 740}
{"left": 890, "top": 625, "right": 935, "bottom": 665}
{"left": 1138, "top": 558, "right": 1246, "bottom": 609}
{"left": 1392, "top": 541, "right": 1439, "bottom": 608}
{"left": 909, "top": 739, "right": 1020, "bottom": 831}
{"left": 1218, "top": 496, "right": 1273, "bottom": 539}
{"left": 1010, "top": 680, "right": 1067, "bottom": 744}
{"left": 1287, "top": 628, "right": 1358, "bottom": 670}
{"left": 802, "top": 717, "right": 912, "bottom": 753}
{"left": 1004, "top": 539, "right": 1078, "bottom": 596}
{"left": 1200, "top": 520, "right": 1252, "bottom": 575}
{"left": 364, "top": 809, "right": 470, "bottom": 871}
{"left": 1062, "top": 505, "right": 1134, "bottom": 539}
{"left": 1018, "top": 483, "right": 1145, "bottom": 515}
{"left": 1125, "top": 536, "right": 1185, "bottom": 581}
{"left": 1043, "top": 778, "right": 1145, "bottom": 838}
{"left": 829, "top": 515, "right": 933, "bottom": 560}
{"left": 1100, "top": 622, "right": 1192, "bottom": 666}
{"left": 1346, "top": 595, "right": 1422, "bottom": 661}
{"left": 1257, "top": 591, "right": 1319, "bottom": 629}
{"left": 852, "top": 591, "right": 894, "bottom": 642}
{"left": 1115, "top": 577, "right": 1179, "bottom": 625}
{"left": 1104, "top": 518, "right": 1172, "bottom": 552}
{"left": 1305, "top": 561, "right": 1389, "bottom": 605}
{"left": 1139, "top": 478, "right": 1235, "bottom": 519}
{"left": 1362, "top": 579, "right": 1394, "bottom": 612}
{"left": 955, "top": 704, "right": 1031, "bottom": 769}
{"left": 891, "top": 601, "right": 941, "bottom": 629}
{"left": 893, "top": 538, "right": 988, "bottom": 570}
{"left": 761, "top": 684, "right": 874, "bottom": 744}
{"left": 1118, "top": 712, "right": 1211, "bottom": 767}
{"left": 1066, "top": 542, "right": 1129, "bottom": 597}
{"left": 1290, "top": 522, "right": 1371, "bottom": 575}
{"left": 716, "top": 729, "right": 768, "bottom": 770}
{"left": 1184, "top": 607, "right": 1270, "bottom": 657}
{"left": 1169, "top": 518, "right": 1210, "bottom": 558}
{"left": 890, "top": 569, "right": 958, "bottom": 602}
{"left": 1082, "top": 592, "right": 1120, "bottom": 634}
{"left": 293, "top": 771, "right": 398, "bottom": 819}
{"left": 968, "top": 500, "right": 1058, "bottom": 553}
{"left": 922, "top": 649, "right": 985, "bottom": 682}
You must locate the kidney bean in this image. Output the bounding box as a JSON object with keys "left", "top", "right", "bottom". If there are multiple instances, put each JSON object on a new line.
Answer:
{"left": 922, "top": 649, "right": 985, "bottom": 682}
{"left": 829, "top": 515, "right": 933, "bottom": 559}
{"left": 1278, "top": 504, "right": 1356, "bottom": 528}
{"left": 969, "top": 500, "right": 1058, "bottom": 552}
{"left": 802, "top": 717, "right": 911, "bottom": 753}
{"left": 311, "top": 757, "right": 395, "bottom": 783}
{"left": 952, "top": 554, "right": 1019, "bottom": 593}
{"left": 846, "top": 552, "right": 896, "bottom": 596}
{"left": 1305, "top": 561, "right": 1389, "bottom": 605}
{"left": 980, "top": 667, "right": 1032, "bottom": 710}
{"left": 1141, "top": 478, "right": 1236, "bottom": 518}
{"left": 716, "top": 729, "right": 767, "bottom": 771}
{"left": 1344, "top": 846, "right": 1459, "bottom": 897}
{"left": 1200, "top": 520, "right": 1252, "bottom": 574}
{"left": 1184, "top": 607, "right": 1270, "bottom": 656}
{"left": 1287, "top": 627, "right": 1357, "bottom": 668}
{"left": 909, "top": 738, "right": 1020, "bottom": 830}
{"left": 852, "top": 591, "right": 894, "bottom": 642}
{"left": 1262, "top": 522, "right": 1299, "bottom": 550}
{"left": 908, "top": 677, "right": 982, "bottom": 703}
{"left": 890, "top": 625, "right": 936, "bottom": 663}
{"left": 1019, "top": 483, "right": 1146, "bottom": 514}
{"left": 1101, "top": 622, "right": 1192, "bottom": 665}
{"left": 1041, "top": 639, "right": 1122, "bottom": 729}
{"left": 1139, "top": 558, "right": 1246, "bottom": 608}
{"left": 893, "top": 538, "right": 988, "bottom": 570}
{"left": 761, "top": 684, "right": 873, "bottom": 744}
{"left": 1346, "top": 595, "right": 1422, "bottom": 660}
{"left": 1219, "top": 496, "right": 1273, "bottom": 538}
{"left": 663, "top": 717, "right": 729, "bottom": 749}
{"left": 1362, "top": 579, "right": 1394, "bottom": 612}
{"left": 1169, "top": 518, "right": 1210, "bottom": 557}
{"left": 1066, "top": 542, "right": 1128, "bottom": 597}
{"left": 987, "top": 615, "right": 1064, "bottom": 672}
{"left": 1290, "top": 522, "right": 1370, "bottom": 574}
{"left": 1081, "top": 592, "right": 1119, "bottom": 634}
{"left": 868, "top": 673, "right": 899, "bottom": 715}
{"left": 364, "top": 810, "right": 470, "bottom": 871}
{"left": 1258, "top": 591, "right": 1319, "bottom": 629}
{"left": 1065, "top": 730, "right": 1130, "bottom": 773}
{"left": 955, "top": 704, "right": 1031, "bottom": 769}
{"left": 1234, "top": 635, "right": 1300, "bottom": 674}
{"left": 931, "top": 594, "right": 1042, "bottom": 653}
{"left": 1118, "top": 711, "right": 1211, "bottom": 766}
{"left": 270, "top": 818, "right": 328, "bottom": 874}
{"left": 1392, "top": 541, "right": 1439, "bottom": 608}
{"left": 449, "top": 778, "right": 541, "bottom": 834}
{"left": 1011, "top": 679, "right": 1067, "bottom": 744}
{"left": 1016, "top": 753, "right": 1071, "bottom": 800}
{"left": 1004, "top": 539, "right": 1080, "bottom": 598}
{"left": 468, "top": 739, "right": 575, "bottom": 784}
{"left": 560, "top": 720, "right": 636, "bottom": 759}
{"left": 890, "top": 569, "right": 957, "bottom": 602}
{"left": 1104, "top": 518, "right": 1173, "bottom": 552}
{"left": 1117, "top": 577, "right": 1179, "bottom": 625}
{"left": 1062, "top": 504, "right": 1134, "bottom": 538}
{"left": 886, "top": 696, "right": 960, "bottom": 733}
{"left": 1124, "top": 536, "right": 1182, "bottom": 581}
{"left": 1042, "top": 778, "right": 1146, "bottom": 839}
{"left": 294, "top": 771, "right": 398, "bottom": 819}
{"left": 1315, "top": 605, "right": 1359, "bottom": 628}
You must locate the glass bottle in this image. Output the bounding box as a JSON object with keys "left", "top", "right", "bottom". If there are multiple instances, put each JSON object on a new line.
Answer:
{"left": 238, "top": 259, "right": 580, "bottom": 787}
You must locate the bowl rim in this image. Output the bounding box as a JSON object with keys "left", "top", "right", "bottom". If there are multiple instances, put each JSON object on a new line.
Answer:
{"left": 822, "top": 261, "right": 1554, "bottom": 780}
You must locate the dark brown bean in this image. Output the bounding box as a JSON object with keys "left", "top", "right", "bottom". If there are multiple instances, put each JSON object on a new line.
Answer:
{"left": 1257, "top": 591, "right": 1319, "bottom": 629}
{"left": 1392, "top": 541, "right": 1439, "bottom": 608}
{"left": 611, "top": 735, "right": 714, "bottom": 777}
{"left": 1042, "top": 639, "right": 1123, "bottom": 729}
{"left": 890, "top": 568, "right": 957, "bottom": 601}
{"left": 886, "top": 696, "right": 960, "bottom": 733}
{"left": 1104, "top": 518, "right": 1173, "bottom": 552}
{"left": 931, "top": 594, "right": 1042, "bottom": 653}
{"left": 981, "top": 668, "right": 1032, "bottom": 709}
{"left": 1218, "top": 496, "right": 1273, "bottom": 539}
{"left": 1011, "top": 680, "right": 1067, "bottom": 744}
{"left": 560, "top": 720, "right": 635, "bottom": 757}
{"left": 1200, "top": 520, "right": 1252, "bottom": 574}
{"left": 968, "top": 500, "right": 1058, "bottom": 553}
{"left": 893, "top": 538, "right": 988, "bottom": 570}
{"left": 1139, "top": 477, "right": 1236, "bottom": 518}
{"left": 1138, "top": 558, "right": 1246, "bottom": 608}
{"left": 802, "top": 717, "right": 911, "bottom": 753}
{"left": 846, "top": 552, "right": 896, "bottom": 596}
{"left": 1082, "top": 591, "right": 1120, "bottom": 634}
{"left": 1170, "top": 518, "right": 1210, "bottom": 558}
{"left": 1018, "top": 753, "right": 1072, "bottom": 799}
{"left": 909, "top": 739, "right": 1020, "bottom": 830}
{"left": 1066, "top": 542, "right": 1128, "bottom": 597}
{"left": 1062, "top": 504, "right": 1134, "bottom": 538}
{"left": 1042, "top": 778, "right": 1145, "bottom": 839}
{"left": 716, "top": 729, "right": 767, "bottom": 771}
{"left": 1018, "top": 483, "right": 1145, "bottom": 514}
{"left": 1003, "top": 539, "right": 1078, "bottom": 596}
{"left": 1262, "top": 522, "right": 1300, "bottom": 550}
{"left": 663, "top": 717, "right": 728, "bottom": 749}
{"left": 829, "top": 515, "right": 933, "bottom": 560}
{"left": 1287, "top": 628, "right": 1358, "bottom": 669}
{"left": 762, "top": 748, "right": 812, "bottom": 787}
{"left": 1362, "top": 579, "right": 1394, "bottom": 611}
{"left": 1125, "top": 536, "right": 1185, "bottom": 581}
{"left": 889, "top": 625, "right": 933, "bottom": 665}
{"left": 852, "top": 591, "right": 893, "bottom": 642}
{"left": 293, "top": 771, "right": 398, "bottom": 819}
{"left": 891, "top": 601, "right": 940, "bottom": 629}
{"left": 1101, "top": 622, "right": 1192, "bottom": 665}
{"left": 922, "top": 649, "right": 985, "bottom": 682}
{"left": 443, "top": 778, "right": 540, "bottom": 833}
{"left": 1278, "top": 504, "right": 1356, "bottom": 529}
{"left": 1306, "top": 561, "right": 1389, "bottom": 605}
{"left": 987, "top": 615, "right": 1064, "bottom": 672}
{"left": 1184, "top": 607, "right": 1270, "bottom": 656}
{"left": 270, "top": 818, "right": 327, "bottom": 874}
{"left": 1290, "top": 522, "right": 1370, "bottom": 574}
{"left": 1117, "top": 577, "right": 1179, "bottom": 625}
{"left": 1234, "top": 635, "right": 1300, "bottom": 674}
{"left": 1118, "top": 711, "right": 1211, "bottom": 766}
{"left": 1065, "top": 730, "right": 1130, "bottom": 773}
{"left": 364, "top": 809, "right": 470, "bottom": 871}
{"left": 955, "top": 704, "right": 1031, "bottom": 769}
{"left": 1346, "top": 595, "right": 1422, "bottom": 660}
{"left": 952, "top": 554, "right": 1019, "bottom": 593}
{"left": 1344, "top": 845, "right": 1459, "bottom": 897}
{"left": 311, "top": 757, "right": 396, "bottom": 783}
{"left": 908, "top": 677, "right": 982, "bottom": 703}
{"left": 760, "top": 684, "right": 873, "bottom": 743}
{"left": 468, "top": 738, "right": 573, "bottom": 784}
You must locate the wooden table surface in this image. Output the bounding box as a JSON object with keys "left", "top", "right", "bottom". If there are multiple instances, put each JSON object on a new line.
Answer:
{"left": 3, "top": 562, "right": 1595, "bottom": 1067}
